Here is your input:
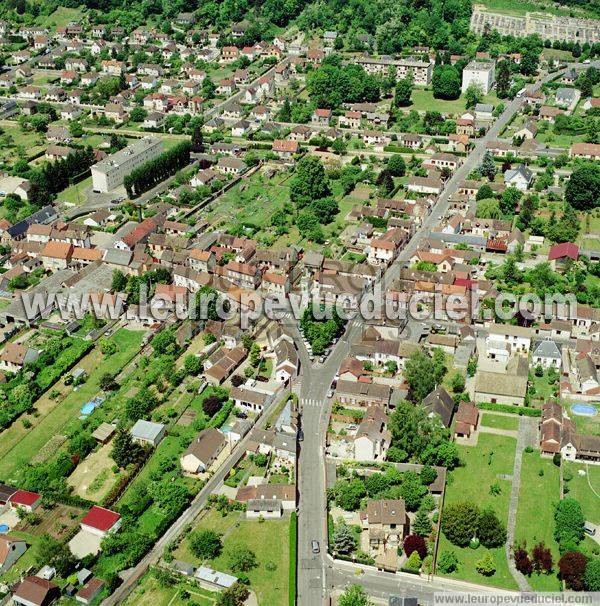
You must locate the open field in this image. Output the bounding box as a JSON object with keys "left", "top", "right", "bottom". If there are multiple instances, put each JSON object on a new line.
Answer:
{"left": 124, "top": 571, "right": 217, "bottom": 606}
{"left": 58, "top": 176, "right": 92, "bottom": 205}
{"left": 405, "top": 90, "right": 500, "bottom": 117}
{"left": 67, "top": 442, "right": 122, "bottom": 502}
{"left": 563, "top": 462, "right": 600, "bottom": 525}
{"left": 480, "top": 413, "right": 519, "bottom": 431}
{"left": 437, "top": 433, "right": 518, "bottom": 589}
{"left": 0, "top": 329, "right": 143, "bottom": 483}
{"left": 514, "top": 450, "right": 562, "bottom": 591}
{"left": 174, "top": 508, "right": 290, "bottom": 606}
{"left": 36, "top": 6, "right": 85, "bottom": 30}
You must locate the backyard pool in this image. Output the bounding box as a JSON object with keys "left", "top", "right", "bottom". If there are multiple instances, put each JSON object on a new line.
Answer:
{"left": 0, "top": 524, "right": 9, "bottom": 533}
{"left": 571, "top": 403, "right": 598, "bottom": 417}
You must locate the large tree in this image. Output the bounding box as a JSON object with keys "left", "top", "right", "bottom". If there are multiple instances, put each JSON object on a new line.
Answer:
{"left": 559, "top": 551, "right": 588, "bottom": 590}
{"left": 565, "top": 162, "right": 600, "bottom": 211}
{"left": 339, "top": 585, "right": 371, "bottom": 606}
{"left": 333, "top": 523, "right": 357, "bottom": 554}
{"left": 476, "top": 507, "right": 506, "bottom": 548}
{"left": 432, "top": 65, "right": 460, "bottom": 100}
{"left": 189, "top": 529, "right": 222, "bottom": 559}
{"left": 395, "top": 78, "right": 413, "bottom": 107}
{"left": 554, "top": 498, "right": 585, "bottom": 549}
{"left": 442, "top": 501, "right": 479, "bottom": 547}
{"left": 289, "top": 155, "right": 331, "bottom": 209}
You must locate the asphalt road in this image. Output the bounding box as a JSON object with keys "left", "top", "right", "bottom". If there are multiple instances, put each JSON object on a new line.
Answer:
{"left": 100, "top": 389, "right": 288, "bottom": 606}
{"left": 294, "top": 67, "right": 567, "bottom": 606}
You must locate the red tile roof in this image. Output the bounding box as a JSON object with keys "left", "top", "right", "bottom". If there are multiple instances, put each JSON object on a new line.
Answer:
{"left": 548, "top": 242, "right": 579, "bottom": 261}
{"left": 9, "top": 490, "right": 40, "bottom": 507}
{"left": 81, "top": 505, "right": 120, "bottom": 531}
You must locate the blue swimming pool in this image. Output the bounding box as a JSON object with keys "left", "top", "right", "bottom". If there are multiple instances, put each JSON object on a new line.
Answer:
{"left": 80, "top": 402, "right": 95, "bottom": 415}
{"left": 571, "top": 403, "right": 598, "bottom": 417}
{"left": 0, "top": 524, "right": 9, "bottom": 534}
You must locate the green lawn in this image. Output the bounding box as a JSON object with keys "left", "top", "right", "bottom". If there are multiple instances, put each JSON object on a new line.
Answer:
{"left": 175, "top": 509, "right": 290, "bottom": 606}
{"left": 477, "top": 0, "right": 581, "bottom": 16}
{"left": 37, "top": 6, "right": 85, "bottom": 30}
{"left": 58, "top": 176, "right": 92, "bottom": 205}
{"left": 480, "top": 413, "right": 519, "bottom": 431}
{"left": 514, "top": 450, "right": 562, "bottom": 591}
{"left": 437, "top": 433, "right": 518, "bottom": 589}
{"left": 563, "top": 462, "right": 600, "bottom": 525}
{"left": 0, "top": 329, "right": 143, "bottom": 483}
{"left": 406, "top": 89, "right": 500, "bottom": 117}
{"left": 561, "top": 401, "right": 600, "bottom": 437}
{"left": 124, "top": 570, "right": 217, "bottom": 606}
{"left": 0, "top": 530, "right": 42, "bottom": 584}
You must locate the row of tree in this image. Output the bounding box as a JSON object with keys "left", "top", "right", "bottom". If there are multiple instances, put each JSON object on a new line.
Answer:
{"left": 124, "top": 140, "right": 191, "bottom": 198}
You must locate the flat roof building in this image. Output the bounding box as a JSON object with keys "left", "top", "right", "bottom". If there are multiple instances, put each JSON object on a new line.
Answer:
{"left": 91, "top": 136, "right": 163, "bottom": 193}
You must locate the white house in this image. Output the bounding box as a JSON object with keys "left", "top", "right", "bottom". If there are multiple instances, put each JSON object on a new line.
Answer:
{"left": 461, "top": 61, "right": 495, "bottom": 94}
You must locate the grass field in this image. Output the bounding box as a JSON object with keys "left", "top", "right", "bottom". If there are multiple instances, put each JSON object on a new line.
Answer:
{"left": 0, "top": 123, "right": 45, "bottom": 163}
{"left": 124, "top": 571, "right": 218, "bottom": 606}
{"left": 437, "top": 433, "right": 518, "bottom": 589}
{"left": 0, "top": 329, "right": 143, "bottom": 483}
{"left": 67, "top": 442, "right": 122, "bottom": 502}
{"left": 561, "top": 401, "right": 600, "bottom": 437}
{"left": 514, "top": 450, "right": 562, "bottom": 591}
{"left": 478, "top": 0, "right": 597, "bottom": 18}
{"left": 405, "top": 90, "right": 500, "bottom": 117}
{"left": 36, "top": 6, "right": 84, "bottom": 30}
{"left": 58, "top": 176, "right": 92, "bottom": 205}
{"left": 563, "top": 462, "right": 600, "bottom": 525}
{"left": 174, "top": 509, "right": 290, "bottom": 606}
{"left": 480, "top": 413, "right": 519, "bottom": 431}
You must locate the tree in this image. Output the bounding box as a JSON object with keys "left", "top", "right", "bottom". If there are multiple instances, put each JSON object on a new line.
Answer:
{"left": 500, "top": 187, "right": 522, "bottom": 216}
{"left": 584, "top": 558, "right": 600, "bottom": 591}
{"left": 400, "top": 472, "right": 427, "bottom": 511}
{"left": 520, "top": 49, "right": 539, "bottom": 76}
{"left": 476, "top": 508, "right": 506, "bottom": 548}
{"left": 289, "top": 155, "right": 331, "bottom": 209}
{"left": 395, "top": 77, "right": 413, "bottom": 107}
{"left": 565, "top": 162, "right": 600, "bottom": 211}
{"left": 554, "top": 498, "right": 585, "bottom": 549}
{"left": 152, "top": 329, "right": 177, "bottom": 355}
{"left": 338, "top": 584, "right": 371, "bottom": 606}
{"left": 532, "top": 542, "right": 553, "bottom": 574}
{"left": 111, "top": 269, "right": 127, "bottom": 292}
{"left": 191, "top": 125, "right": 204, "bottom": 153}
{"left": 334, "top": 478, "right": 367, "bottom": 511}
{"left": 476, "top": 552, "right": 496, "bottom": 576}
{"left": 35, "top": 534, "right": 76, "bottom": 577}
{"left": 480, "top": 151, "right": 497, "bottom": 181}
{"left": 184, "top": 354, "right": 202, "bottom": 376}
{"left": 412, "top": 508, "right": 433, "bottom": 537}
{"left": 226, "top": 544, "right": 257, "bottom": 572}
{"left": 476, "top": 184, "right": 494, "bottom": 201}
{"left": 388, "top": 155, "right": 406, "bottom": 177}
{"left": 451, "top": 373, "right": 465, "bottom": 393}
{"left": 333, "top": 523, "right": 357, "bottom": 554}
{"left": 432, "top": 65, "right": 461, "bottom": 100}
{"left": 376, "top": 169, "right": 394, "bottom": 196}
{"left": 514, "top": 542, "right": 533, "bottom": 575}
{"left": 189, "top": 529, "right": 222, "bottom": 559}
{"left": 310, "top": 196, "right": 339, "bottom": 224}
{"left": 496, "top": 59, "right": 511, "bottom": 98}
{"left": 216, "top": 583, "right": 250, "bottom": 606}
{"left": 420, "top": 465, "right": 438, "bottom": 486}
{"left": 99, "top": 372, "right": 118, "bottom": 392}
{"left": 442, "top": 501, "right": 479, "bottom": 547}
{"left": 404, "top": 534, "right": 427, "bottom": 559}
{"left": 111, "top": 428, "right": 145, "bottom": 468}
{"left": 403, "top": 350, "right": 437, "bottom": 402}
{"left": 477, "top": 198, "right": 502, "bottom": 219}
{"left": 437, "top": 550, "right": 459, "bottom": 573}
{"left": 465, "top": 83, "right": 483, "bottom": 108}
{"left": 559, "top": 551, "right": 588, "bottom": 590}
{"left": 405, "top": 550, "right": 422, "bottom": 571}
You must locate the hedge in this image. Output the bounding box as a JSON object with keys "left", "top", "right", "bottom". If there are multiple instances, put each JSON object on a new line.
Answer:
{"left": 289, "top": 511, "right": 297, "bottom": 606}
{"left": 208, "top": 399, "right": 234, "bottom": 428}
{"left": 476, "top": 402, "right": 541, "bottom": 417}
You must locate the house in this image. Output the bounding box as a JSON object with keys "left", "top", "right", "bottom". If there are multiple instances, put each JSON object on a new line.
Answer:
{"left": 130, "top": 419, "right": 166, "bottom": 447}
{"left": 0, "top": 534, "right": 27, "bottom": 573}
{"left": 362, "top": 499, "right": 410, "bottom": 551}
{"left": 41, "top": 240, "right": 73, "bottom": 271}
{"left": 486, "top": 323, "right": 531, "bottom": 357}
{"left": 235, "top": 484, "right": 295, "bottom": 512}
{"left": 454, "top": 401, "right": 479, "bottom": 438}
{"left": 0, "top": 343, "right": 39, "bottom": 373}
{"left": 539, "top": 105, "right": 564, "bottom": 123}
{"left": 474, "top": 355, "right": 529, "bottom": 405}
{"left": 353, "top": 406, "right": 391, "bottom": 461}
{"left": 312, "top": 108, "right": 332, "bottom": 125}
{"left": 421, "top": 386, "right": 455, "bottom": 427}
{"left": 474, "top": 103, "right": 494, "bottom": 121}
{"left": 80, "top": 506, "right": 121, "bottom": 537}
{"left": 570, "top": 142, "right": 600, "bottom": 160}
{"left": 75, "top": 578, "right": 105, "bottom": 605}
{"left": 555, "top": 87, "right": 580, "bottom": 109}
{"left": 335, "top": 380, "right": 391, "bottom": 409}
{"left": 9, "top": 489, "right": 42, "bottom": 512}
{"left": 504, "top": 164, "right": 534, "bottom": 191}
{"left": 216, "top": 156, "right": 247, "bottom": 175}
{"left": 12, "top": 576, "right": 59, "bottom": 606}
{"left": 272, "top": 139, "right": 299, "bottom": 159}
{"left": 548, "top": 242, "right": 579, "bottom": 271}
{"left": 532, "top": 339, "right": 561, "bottom": 369}
{"left": 195, "top": 567, "right": 238, "bottom": 592}
{"left": 514, "top": 121, "right": 537, "bottom": 140}
{"left": 181, "top": 428, "right": 226, "bottom": 474}
{"left": 231, "top": 385, "right": 269, "bottom": 414}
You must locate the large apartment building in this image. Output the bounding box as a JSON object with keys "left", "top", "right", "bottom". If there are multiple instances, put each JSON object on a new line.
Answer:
{"left": 461, "top": 60, "right": 495, "bottom": 94}
{"left": 356, "top": 56, "right": 433, "bottom": 86}
{"left": 91, "top": 137, "right": 163, "bottom": 193}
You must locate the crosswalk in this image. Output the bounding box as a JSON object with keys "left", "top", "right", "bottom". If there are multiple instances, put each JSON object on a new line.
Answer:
{"left": 301, "top": 398, "right": 323, "bottom": 408}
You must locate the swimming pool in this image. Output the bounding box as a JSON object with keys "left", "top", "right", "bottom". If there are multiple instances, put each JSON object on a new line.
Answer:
{"left": 80, "top": 402, "right": 96, "bottom": 415}
{"left": 571, "top": 403, "right": 598, "bottom": 417}
{"left": 0, "top": 524, "right": 9, "bottom": 534}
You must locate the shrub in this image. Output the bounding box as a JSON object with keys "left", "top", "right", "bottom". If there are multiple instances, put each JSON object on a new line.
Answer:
{"left": 437, "top": 550, "right": 459, "bottom": 573}
{"left": 404, "top": 534, "right": 427, "bottom": 559}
